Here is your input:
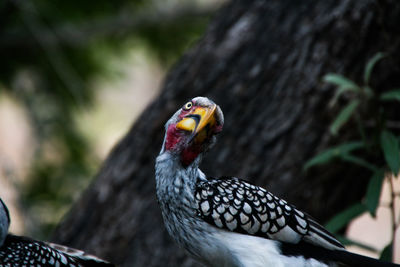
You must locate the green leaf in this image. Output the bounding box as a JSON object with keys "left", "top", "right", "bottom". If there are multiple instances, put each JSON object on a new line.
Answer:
{"left": 323, "top": 74, "right": 360, "bottom": 91}
{"left": 380, "top": 242, "right": 393, "bottom": 262}
{"left": 304, "top": 141, "right": 365, "bottom": 170}
{"left": 365, "top": 170, "right": 385, "bottom": 217}
{"left": 330, "top": 100, "right": 360, "bottom": 136}
{"left": 380, "top": 130, "right": 400, "bottom": 175}
{"left": 336, "top": 235, "right": 378, "bottom": 253}
{"left": 325, "top": 203, "right": 366, "bottom": 233}
{"left": 380, "top": 89, "right": 400, "bottom": 102}
{"left": 323, "top": 74, "right": 361, "bottom": 106}
{"left": 340, "top": 154, "right": 378, "bottom": 172}
{"left": 330, "top": 87, "right": 358, "bottom": 107}
{"left": 364, "top": 52, "right": 386, "bottom": 85}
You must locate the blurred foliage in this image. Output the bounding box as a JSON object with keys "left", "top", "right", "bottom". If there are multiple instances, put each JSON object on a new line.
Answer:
{"left": 0, "top": 0, "right": 217, "bottom": 238}
{"left": 305, "top": 53, "right": 400, "bottom": 261}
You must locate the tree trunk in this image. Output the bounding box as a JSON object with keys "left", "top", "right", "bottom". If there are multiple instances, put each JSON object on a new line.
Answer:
{"left": 52, "top": 0, "right": 400, "bottom": 266}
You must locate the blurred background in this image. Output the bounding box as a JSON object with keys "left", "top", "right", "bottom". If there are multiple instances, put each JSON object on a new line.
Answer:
{"left": 0, "top": 0, "right": 226, "bottom": 238}
{"left": 0, "top": 0, "right": 398, "bottom": 263}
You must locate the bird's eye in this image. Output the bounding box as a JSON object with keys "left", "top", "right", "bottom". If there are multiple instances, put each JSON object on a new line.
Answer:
{"left": 183, "top": 101, "right": 193, "bottom": 111}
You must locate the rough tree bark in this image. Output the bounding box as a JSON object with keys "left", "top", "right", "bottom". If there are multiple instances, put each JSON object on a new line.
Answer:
{"left": 52, "top": 0, "right": 400, "bottom": 266}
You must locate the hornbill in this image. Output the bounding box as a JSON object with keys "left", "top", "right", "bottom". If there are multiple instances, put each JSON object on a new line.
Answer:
{"left": 155, "top": 96, "right": 398, "bottom": 267}
{"left": 0, "top": 198, "right": 114, "bottom": 266}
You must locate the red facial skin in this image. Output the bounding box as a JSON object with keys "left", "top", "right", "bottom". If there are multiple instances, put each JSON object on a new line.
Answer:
{"left": 164, "top": 105, "right": 222, "bottom": 167}
{"left": 165, "top": 123, "right": 183, "bottom": 152}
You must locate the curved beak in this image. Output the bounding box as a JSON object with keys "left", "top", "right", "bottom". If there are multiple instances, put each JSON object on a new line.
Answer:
{"left": 176, "top": 105, "right": 217, "bottom": 140}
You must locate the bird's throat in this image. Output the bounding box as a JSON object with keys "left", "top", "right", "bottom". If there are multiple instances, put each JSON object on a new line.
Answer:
{"left": 180, "top": 145, "right": 201, "bottom": 167}
{"left": 164, "top": 124, "right": 206, "bottom": 167}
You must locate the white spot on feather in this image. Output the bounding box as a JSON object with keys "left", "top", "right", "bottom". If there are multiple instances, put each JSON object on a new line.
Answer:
{"left": 295, "top": 215, "right": 307, "bottom": 228}
{"left": 276, "top": 216, "right": 286, "bottom": 227}
{"left": 297, "top": 225, "right": 307, "bottom": 234}
{"left": 229, "top": 206, "right": 238, "bottom": 215}
{"left": 240, "top": 213, "right": 249, "bottom": 224}
{"left": 215, "top": 218, "right": 223, "bottom": 228}
{"left": 261, "top": 221, "right": 270, "bottom": 232}
{"left": 226, "top": 220, "right": 237, "bottom": 231}
{"left": 277, "top": 206, "right": 282, "bottom": 215}
{"left": 248, "top": 217, "right": 260, "bottom": 234}
{"left": 270, "top": 225, "right": 302, "bottom": 244}
{"left": 270, "top": 211, "right": 276, "bottom": 219}
{"left": 201, "top": 201, "right": 210, "bottom": 214}
{"left": 243, "top": 202, "right": 252, "bottom": 214}
{"left": 224, "top": 212, "right": 233, "bottom": 222}
{"left": 259, "top": 213, "right": 268, "bottom": 222}
{"left": 242, "top": 221, "right": 251, "bottom": 231}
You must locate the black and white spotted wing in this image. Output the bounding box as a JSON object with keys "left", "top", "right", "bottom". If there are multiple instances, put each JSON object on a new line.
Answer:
{"left": 0, "top": 234, "right": 114, "bottom": 267}
{"left": 194, "top": 177, "right": 344, "bottom": 250}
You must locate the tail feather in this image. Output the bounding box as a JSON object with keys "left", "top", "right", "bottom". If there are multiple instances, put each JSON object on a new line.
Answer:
{"left": 280, "top": 240, "right": 399, "bottom": 267}
{"left": 332, "top": 250, "right": 399, "bottom": 267}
